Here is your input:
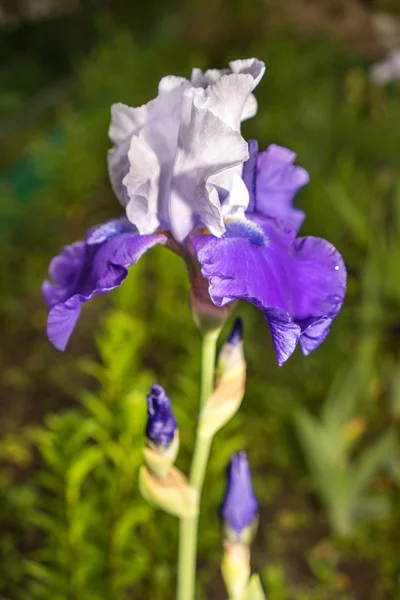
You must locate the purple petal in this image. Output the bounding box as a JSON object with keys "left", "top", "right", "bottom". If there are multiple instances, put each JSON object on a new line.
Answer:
{"left": 48, "top": 242, "right": 86, "bottom": 292}
{"left": 227, "top": 316, "right": 243, "bottom": 346}
{"left": 191, "top": 217, "right": 346, "bottom": 365}
{"left": 86, "top": 216, "right": 136, "bottom": 245}
{"left": 243, "top": 142, "right": 309, "bottom": 231}
{"left": 242, "top": 139, "right": 259, "bottom": 212}
{"left": 43, "top": 228, "right": 166, "bottom": 350}
{"left": 46, "top": 297, "right": 82, "bottom": 352}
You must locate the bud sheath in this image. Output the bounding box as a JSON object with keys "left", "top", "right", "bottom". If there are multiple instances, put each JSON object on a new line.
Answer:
{"left": 199, "top": 318, "right": 246, "bottom": 439}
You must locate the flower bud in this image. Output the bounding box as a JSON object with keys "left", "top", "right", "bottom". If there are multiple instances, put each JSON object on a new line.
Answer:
{"left": 227, "top": 315, "right": 243, "bottom": 346}
{"left": 221, "top": 452, "right": 258, "bottom": 545}
{"left": 146, "top": 384, "right": 176, "bottom": 447}
{"left": 217, "top": 317, "right": 245, "bottom": 378}
{"left": 139, "top": 465, "right": 198, "bottom": 519}
{"left": 199, "top": 318, "right": 246, "bottom": 439}
{"left": 144, "top": 384, "right": 179, "bottom": 478}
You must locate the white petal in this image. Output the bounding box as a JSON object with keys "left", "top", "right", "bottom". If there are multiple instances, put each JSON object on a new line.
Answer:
{"left": 158, "top": 75, "right": 191, "bottom": 94}
{"left": 107, "top": 138, "right": 131, "bottom": 205}
{"left": 228, "top": 58, "right": 266, "bottom": 89}
{"left": 168, "top": 93, "right": 249, "bottom": 242}
{"left": 190, "top": 67, "right": 229, "bottom": 87}
{"left": 220, "top": 172, "right": 249, "bottom": 220}
{"left": 123, "top": 134, "right": 161, "bottom": 234}
{"left": 190, "top": 67, "right": 207, "bottom": 87}
{"left": 109, "top": 102, "right": 148, "bottom": 144}
{"left": 200, "top": 73, "right": 254, "bottom": 131}
{"left": 241, "top": 93, "right": 258, "bottom": 121}
{"left": 124, "top": 108, "right": 181, "bottom": 233}
{"left": 190, "top": 58, "right": 265, "bottom": 124}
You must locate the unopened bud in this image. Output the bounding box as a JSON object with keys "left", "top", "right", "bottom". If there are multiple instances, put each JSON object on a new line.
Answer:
{"left": 227, "top": 316, "right": 243, "bottom": 346}
{"left": 139, "top": 465, "right": 198, "bottom": 519}
{"left": 199, "top": 318, "right": 246, "bottom": 439}
{"left": 221, "top": 452, "right": 258, "bottom": 545}
{"left": 146, "top": 384, "right": 176, "bottom": 448}
{"left": 144, "top": 384, "right": 179, "bottom": 477}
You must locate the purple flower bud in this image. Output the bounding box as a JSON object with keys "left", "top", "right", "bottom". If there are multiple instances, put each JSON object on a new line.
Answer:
{"left": 146, "top": 384, "right": 177, "bottom": 448}
{"left": 227, "top": 317, "right": 243, "bottom": 346}
{"left": 221, "top": 452, "right": 258, "bottom": 538}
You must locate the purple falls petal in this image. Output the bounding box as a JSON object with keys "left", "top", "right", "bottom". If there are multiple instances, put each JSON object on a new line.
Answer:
{"left": 86, "top": 216, "right": 136, "bottom": 245}
{"left": 191, "top": 216, "right": 346, "bottom": 366}
{"left": 243, "top": 141, "right": 309, "bottom": 231}
{"left": 43, "top": 225, "right": 167, "bottom": 350}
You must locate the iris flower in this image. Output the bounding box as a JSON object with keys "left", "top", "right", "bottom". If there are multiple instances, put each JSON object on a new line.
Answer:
{"left": 43, "top": 58, "right": 346, "bottom": 365}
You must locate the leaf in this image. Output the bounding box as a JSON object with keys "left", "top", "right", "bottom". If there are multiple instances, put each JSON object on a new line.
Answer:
{"left": 326, "top": 179, "right": 370, "bottom": 247}
{"left": 81, "top": 392, "right": 113, "bottom": 427}
{"left": 352, "top": 430, "right": 396, "bottom": 496}
{"left": 66, "top": 446, "right": 103, "bottom": 505}
{"left": 112, "top": 504, "right": 152, "bottom": 555}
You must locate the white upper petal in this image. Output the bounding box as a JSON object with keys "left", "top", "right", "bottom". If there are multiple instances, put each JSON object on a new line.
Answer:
{"left": 195, "top": 73, "right": 254, "bottom": 131}
{"left": 109, "top": 102, "right": 148, "bottom": 145}
{"left": 190, "top": 57, "right": 265, "bottom": 123}
{"left": 167, "top": 90, "right": 249, "bottom": 242}
{"left": 108, "top": 59, "right": 265, "bottom": 241}
{"left": 123, "top": 109, "right": 181, "bottom": 234}
{"left": 228, "top": 58, "right": 266, "bottom": 89}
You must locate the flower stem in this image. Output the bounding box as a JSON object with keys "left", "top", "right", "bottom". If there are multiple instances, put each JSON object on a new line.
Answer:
{"left": 177, "top": 329, "right": 220, "bottom": 600}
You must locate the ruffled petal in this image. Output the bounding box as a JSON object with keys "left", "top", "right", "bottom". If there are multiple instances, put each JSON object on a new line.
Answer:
{"left": 191, "top": 217, "right": 346, "bottom": 365}
{"left": 191, "top": 57, "right": 265, "bottom": 123}
{"left": 108, "top": 102, "right": 148, "bottom": 145}
{"left": 43, "top": 223, "right": 166, "bottom": 350}
{"left": 107, "top": 138, "right": 131, "bottom": 205}
{"left": 124, "top": 114, "right": 180, "bottom": 234}
{"left": 228, "top": 58, "right": 265, "bottom": 88}
{"left": 86, "top": 216, "right": 136, "bottom": 245}
{"left": 48, "top": 241, "right": 86, "bottom": 291}
{"left": 244, "top": 142, "right": 309, "bottom": 231}
{"left": 108, "top": 81, "right": 191, "bottom": 213}
{"left": 109, "top": 60, "right": 264, "bottom": 242}
{"left": 168, "top": 91, "right": 249, "bottom": 242}
{"left": 195, "top": 73, "right": 255, "bottom": 132}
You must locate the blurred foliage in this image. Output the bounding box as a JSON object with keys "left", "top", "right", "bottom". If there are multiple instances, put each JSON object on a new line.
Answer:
{"left": 2, "top": 2, "right": 400, "bottom": 599}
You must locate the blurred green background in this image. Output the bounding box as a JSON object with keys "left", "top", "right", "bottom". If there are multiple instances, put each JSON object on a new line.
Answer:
{"left": 1, "top": 0, "right": 400, "bottom": 598}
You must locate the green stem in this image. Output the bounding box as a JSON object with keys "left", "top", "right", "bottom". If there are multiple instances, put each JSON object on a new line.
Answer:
{"left": 177, "top": 329, "right": 220, "bottom": 600}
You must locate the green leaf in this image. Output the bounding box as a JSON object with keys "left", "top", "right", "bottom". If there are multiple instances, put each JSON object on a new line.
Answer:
{"left": 352, "top": 430, "right": 396, "bottom": 496}
{"left": 66, "top": 446, "right": 103, "bottom": 505}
